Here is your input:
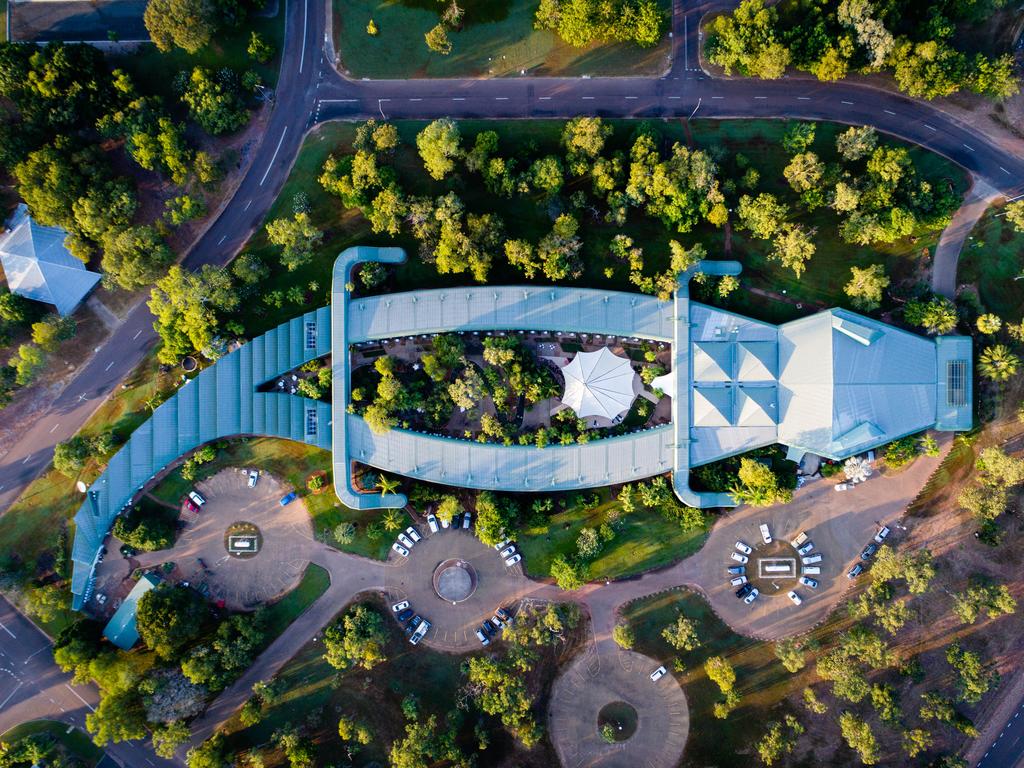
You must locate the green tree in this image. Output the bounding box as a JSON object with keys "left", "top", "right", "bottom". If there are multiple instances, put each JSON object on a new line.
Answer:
{"left": 774, "top": 638, "right": 808, "bottom": 673}
{"left": 149, "top": 265, "right": 238, "bottom": 363}
{"left": 904, "top": 296, "right": 957, "bottom": 335}
{"left": 612, "top": 623, "right": 634, "bottom": 649}
{"left": 30, "top": 314, "right": 75, "bottom": 352}
{"left": 416, "top": 119, "right": 461, "bottom": 180}
{"left": 704, "top": 655, "right": 736, "bottom": 693}
{"left": 136, "top": 585, "right": 206, "bottom": 660}
{"left": 101, "top": 225, "right": 174, "bottom": 290}
{"left": 180, "top": 67, "right": 249, "bottom": 135}
{"left": 1005, "top": 200, "right": 1024, "bottom": 233}
{"left": 266, "top": 212, "right": 323, "bottom": 271}
{"left": 976, "top": 313, "right": 1002, "bottom": 334}
{"left": 186, "top": 733, "right": 230, "bottom": 768}
{"left": 144, "top": 0, "right": 215, "bottom": 53}
{"left": 737, "top": 193, "right": 789, "bottom": 240}
{"left": 662, "top": 614, "right": 701, "bottom": 651}
{"left": 979, "top": 344, "right": 1020, "bottom": 381}
{"left": 707, "top": 0, "right": 790, "bottom": 78}
{"left": 165, "top": 194, "right": 207, "bottom": 226}
{"left": 323, "top": 604, "right": 388, "bottom": 670}
{"left": 550, "top": 555, "right": 587, "bottom": 590}
{"left": 86, "top": 689, "right": 147, "bottom": 746}
{"left": 844, "top": 264, "right": 889, "bottom": 311}
{"left": 25, "top": 582, "right": 69, "bottom": 623}
{"left": 836, "top": 125, "right": 878, "bottom": 162}
{"left": 838, "top": 711, "right": 879, "bottom": 765}
{"left": 946, "top": 643, "right": 998, "bottom": 703}
{"left": 424, "top": 24, "right": 452, "bottom": 55}
{"left": 474, "top": 491, "right": 513, "bottom": 546}
{"left": 152, "top": 720, "right": 191, "bottom": 758}
{"left": 902, "top": 728, "right": 932, "bottom": 758}
{"left": 12, "top": 344, "right": 45, "bottom": 386}
{"left": 247, "top": 31, "right": 275, "bottom": 63}
{"left": 782, "top": 122, "right": 816, "bottom": 153}
{"left": 755, "top": 715, "right": 804, "bottom": 765}
{"left": 729, "top": 457, "right": 792, "bottom": 506}
{"left": 0, "top": 288, "right": 28, "bottom": 323}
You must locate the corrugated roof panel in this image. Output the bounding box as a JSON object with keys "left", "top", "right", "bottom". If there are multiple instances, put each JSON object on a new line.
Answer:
{"left": 239, "top": 344, "right": 253, "bottom": 434}
{"left": 216, "top": 357, "right": 241, "bottom": 437}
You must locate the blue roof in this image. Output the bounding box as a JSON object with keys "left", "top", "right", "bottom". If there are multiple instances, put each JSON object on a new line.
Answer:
{"left": 0, "top": 204, "right": 101, "bottom": 316}
{"left": 103, "top": 573, "right": 160, "bottom": 650}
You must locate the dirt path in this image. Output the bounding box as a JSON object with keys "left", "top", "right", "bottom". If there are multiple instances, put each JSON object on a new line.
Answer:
{"left": 932, "top": 176, "right": 1003, "bottom": 298}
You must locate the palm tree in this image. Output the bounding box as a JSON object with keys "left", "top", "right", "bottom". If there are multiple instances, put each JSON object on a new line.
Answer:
{"left": 377, "top": 473, "right": 400, "bottom": 495}
{"left": 979, "top": 344, "right": 1021, "bottom": 382}
{"left": 382, "top": 508, "right": 403, "bottom": 532}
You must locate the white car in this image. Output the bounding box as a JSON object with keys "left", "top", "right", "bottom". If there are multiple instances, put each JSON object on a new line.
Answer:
{"left": 791, "top": 531, "right": 809, "bottom": 548}
{"left": 743, "top": 588, "right": 760, "bottom": 605}
{"left": 799, "top": 576, "right": 818, "bottom": 588}
{"left": 874, "top": 525, "right": 891, "bottom": 543}
{"left": 397, "top": 533, "right": 414, "bottom": 549}
{"left": 247, "top": 470, "right": 259, "bottom": 488}
{"left": 427, "top": 514, "right": 439, "bottom": 533}
{"left": 392, "top": 542, "right": 409, "bottom": 558}
{"left": 835, "top": 483, "right": 849, "bottom": 492}
{"left": 499, "top": 545, "right": 517, "bottom": 559}
{"left": 392, "top": 600, "right": 409, "bottom": 612}
{"left": 475, "top": 628, "right": 490, "bottom": 646}
{"left": 759, "top": 524, "right": 772, "bottom": 544}
{"left": 405, "top": 526, "right": 422, "bottom": 543}
{"left": 440, "top": 514, "right": 451, "bottom": 529}
{"left": 787, "top": 590, "right": 803, "bottom": 606}
{"left": 650, "top": 666, "right": 667, "bottom": 682}
{"left": 730, "top": 576, "right": 748, "bottom": 586}
{"left": 504, "top": 553, "right": 522, "bottom": 567}
{"left": 188, "top": 490, "right": 206, "bottom": 507}
{"left": 735, "top": 541, "right": 752, "bottom": 555}
{"left": 462, "top": 513, "right": 472, "bottom": 529}
{"left": 730, "top": 552, "right": 749, "bottom": 564}
{"left": 493, "top": 538, "right": 511, "bottom": 551}
{"left": 797, "top": 541, "right": 815, "bottom": 556}
{"left": 801, "top": 554, "right": 822, "bottom": 565}
{"left": 409, "top": 619, "right": 431, "bottom": 645}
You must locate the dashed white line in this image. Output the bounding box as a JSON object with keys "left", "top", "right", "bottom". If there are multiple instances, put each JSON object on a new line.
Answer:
{"left": 244, "top": 198, "right": 253, "bottom": 211}
{"left": 796, "top": 96, "right": 811, "bottom": 100}
{"left": 217, "top": 235, "right": 226, "bottom": 245}
{"left": 132, "top": 329, "right": 142, "bottom": 340}
{"left": 21, "top": 456, "right": 30, "bottom": 464}
{"left": 841, "top": 100, "right": 854, "bottom": 105}
{"left": 409, "top": 98, "right": 422, "bottom": 102}
{"left": 884, "top": 109, "right": 896, "bottom": 115}
{"left": 105, "top": 360, "right": 115, "bottom": 371}
{"left": 0, "top": 681, "right": 22, "bottom": 709}
{"left": 582, "top": 96, "right": 595, "bottom": 100}
{"left": 624, "top": 96, "right": 638, "bottom": 100}
{"left": 1000, "top": 166, "right": 1010, "bottom": 175}
{"left": 924, "top": 124, "right": 936, "bottom": 131}
{"left": 668, "top": 95, "right": 681, "bottom": 99}
{"left": 754, "top": 96, "right": 767, "bottom": 100}
{"left": 538, "top": 96, "right": 552, "bottom": 100}
{"left": 49, "top": 423, "right": 60, "bottom": 433}
{"left": 64, "top": 684, "right": 94, "bottom": 712}
{"left": 260, "top": 126, "right": 288, "bottom": 186}
{"left": 963, "top": 143, "right": 975, "bottom": 152}
{"left": 494, "top": 97, "right": 508, "bottom": 100}
{"left": 452, "top": 97, "right": 465, "bottom": 101}
{"left": 0, "top": 622, "right": 14, "bottom": 639}
{"left": 711, "top": 95, "right": 724, "bottom": 99}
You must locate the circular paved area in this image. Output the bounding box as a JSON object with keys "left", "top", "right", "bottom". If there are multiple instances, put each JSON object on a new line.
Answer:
{"left": 384, "top": 527, "right": 527, "bottom": 651}
{"left": 434, "top": 559, "right": 477, "bottom": 602}
{"left": 136, "top": 469, "right": 314, "bottom": 611}
{"left": 549, "top": 648, "right": 689, "bottom": 768}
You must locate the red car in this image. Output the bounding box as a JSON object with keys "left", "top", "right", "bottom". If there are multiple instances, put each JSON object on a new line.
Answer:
{"left": 183, "top": 499, "right": 199, "bottom": 513}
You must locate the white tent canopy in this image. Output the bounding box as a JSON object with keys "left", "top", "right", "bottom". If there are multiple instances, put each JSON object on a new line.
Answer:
{"left": 561, "top": 347, "right": 639, "bottom": 420}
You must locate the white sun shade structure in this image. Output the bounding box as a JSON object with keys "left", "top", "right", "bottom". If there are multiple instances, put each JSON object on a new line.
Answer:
{"left": 561, "top": 347, "right": 639, "bottom": 420}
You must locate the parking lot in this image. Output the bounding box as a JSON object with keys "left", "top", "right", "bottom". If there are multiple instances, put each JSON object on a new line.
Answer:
{"left": 10, "top": 0, "right": 149, "bottom": 42}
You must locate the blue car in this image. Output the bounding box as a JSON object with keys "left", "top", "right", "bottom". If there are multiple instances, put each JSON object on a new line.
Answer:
{"left": 279, "top": 492, "right": 297, "bottom": 506}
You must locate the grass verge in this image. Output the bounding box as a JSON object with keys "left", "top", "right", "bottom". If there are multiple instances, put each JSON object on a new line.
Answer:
{"left": 260, "top": 562, "right": 331, "bottom": 638}
{"left": 958, "top": 202, "right": 1024, "bottom": 321}
{"left": 0, "top": 720, "right": 104, "bottom": 767}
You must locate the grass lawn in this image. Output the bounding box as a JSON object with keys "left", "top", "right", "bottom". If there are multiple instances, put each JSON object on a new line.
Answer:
{"left": 260, "top": 562, "right": 330, "bottom": 637}
{"left": 958, "top": 203, "right": 1024, "bottom": 321}
{"left": 147, "top": 437, "right": 401, "bottom": 560}
{"left": 517, "top": 489, "right": 708, "bottom": 580}
{"left": 0, "top": 720, "right": 104, "bottom": 767}
{"left": 334, "top": 0, "right": 672, "bottom": 78}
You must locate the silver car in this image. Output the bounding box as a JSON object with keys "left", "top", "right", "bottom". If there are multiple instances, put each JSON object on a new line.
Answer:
{"left": 743, "top": 588, "right": 760, "bottom": 605}
{"left": 392, "top": 542, "right": 409, "bottom": 558}
{"left": 504, "top": 553, "right": 522, "bottom": 567}
{"left": 405, "top": 526, "right": 422, "bottom": 543}
{"left": 499, "top": 545, "right": 517, "bottom": 558}
{"left": 397, "top": 533, "right": 414, "bottom": 549}
{"left": 730, "top": 552, "right": 749, "bottom": 564}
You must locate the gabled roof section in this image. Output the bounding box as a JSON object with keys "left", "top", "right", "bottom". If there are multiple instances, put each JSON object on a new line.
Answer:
{"left": 693, "top": 386, "right": 732, "bottom": 426}
{"left": 103, "top": 573, "right": 159, "bottom": 650}
{"left": 0, "top": 204, "right": 100, "bottom": 316}
{"left": 736, "top": 341, "right": 776, "bottom": 380}
{"left": 833, "top": 314, "right": 883, "bottom": 346}
{"left": 692, "top": 341, "right": 732, "bottom": 382}
{"left": 736, "top": 386, "right": 778, "bottom": 427}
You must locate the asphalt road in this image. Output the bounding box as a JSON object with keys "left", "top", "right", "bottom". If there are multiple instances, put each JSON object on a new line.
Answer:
{"left": 0, "top": 595, "right": 181, "bottom": 767}
{"left": 977, "top": 698, "right": 1024, "bottom": 768}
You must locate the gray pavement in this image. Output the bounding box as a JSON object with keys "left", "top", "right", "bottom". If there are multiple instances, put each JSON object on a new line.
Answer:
{"left": 10, "top": 1, "right": 149, "bottom": 43}
{"left": 932, "top": 176, "right": 1002, "bottom": 298}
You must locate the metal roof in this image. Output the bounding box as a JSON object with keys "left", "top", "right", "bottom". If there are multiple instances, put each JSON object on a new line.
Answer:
{"left": 71, "top": 308, "right": 332, "bottom": 610}
{"left": 102, "top": 572, "right": 159, "bottom": 650}
{"left": 0, "top": 204, "right": 100, "bottom": 316}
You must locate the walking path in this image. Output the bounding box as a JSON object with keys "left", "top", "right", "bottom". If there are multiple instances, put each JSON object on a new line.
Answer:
{"left": 932, "top": 176, "right": 1002, "bottom": 298}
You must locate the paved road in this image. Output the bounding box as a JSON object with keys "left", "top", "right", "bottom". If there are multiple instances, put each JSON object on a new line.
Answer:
{"left": 977, "top": 697, "right": 1024, "bottom": 768}
{"left": 0, "top": 596, "right": 181, "bottom": 767}
{"left": 932, "top": 177, "right": 1002, "bottom": 298}
{"left": 0, "top": 0, "right": 1022, "bottom": 517}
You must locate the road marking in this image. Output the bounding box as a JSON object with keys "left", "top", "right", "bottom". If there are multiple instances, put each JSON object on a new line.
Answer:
{"left": 0, "top": 681, "right": 22, "bottom": 709}
{"left": 963, "top": 143, "right": 975, "bottom": 152}
{"left": 105, "top": 360, "right": 115, "bottom": 371}
{"left": 299, "top": 0, "right": 308, "bottom": 74}
{"left": 49, "top": 423, "right": 60, "bottom": 432}
{"left": 796, "top": 96, "right": 811, "bottom": 100}
{"left": 132, "top": 330, "right": 142, "bottom": 340}
{"left": 260, "top": 126, "right": 289, "bottom": 186}
{"left": 582, "top": 96, "right": 595, "bottom": 100}
{"left": 668, "top": 95, "right": 681, "bottom": 99}
{"left": 924, "top": 123, "right": 936, "bottom": 131}
{"left": 711, "top": 95, "right": 724, "bottom": 99}
{"left": 624, "top": 96, "right": 637, "bottom": 100}
{"left": 21, "top": 456, "right": 30, "bottom": 464}
{"left": 64, "top": 684, "right": 94, "bottom": 712}
{"left": 23, "top": 645, "right": 49, "bottom": 663}
{"left": 754, "top": 96, "right": 767, "bottom": 100}
{"left": 0, "top": 622, "right": 14, "bottom": 639}
{"left": 217, "top": 235, "right": 226, "bottom": 245}
{"left": 452, "top": 97, "right": 465, "bottom": 101}
{"left": 1000, "top": 166, "right": 1010, "bottom": 175}
{"left": 319, "top": 99, "right": 358, "bottom": 102}
{"left": 244, "top": 199, "right": 252, "bottom": 211}
{"left": 884, "top": 109, "right": 896, "bottom": 115}
{"left": 841, "top": 100, "right": 853, "bottom": 105}
{"left": 409, "top": 98, "right": 422, "bottom": 102}
{"left": 684, "top": 15, "right": 688, "bottom": 67}
{"left": 494, "top": 97, "right": 508, "bottom": 100}
{"left": 538, "top": 96, "right": 551, "bottom": 100}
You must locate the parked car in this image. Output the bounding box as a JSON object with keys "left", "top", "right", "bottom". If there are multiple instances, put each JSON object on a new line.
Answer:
{"left": 504, "top": 553, "right": 522, "bottom": 567}
{"left": 791, "top": 531, "right": 809, "bottom": 548}
{"left": 183, "top": 499, "right": 199, "bottom": 514}
{"left": 408, "top": 615, "right": 422, "bottom": 630}
{"left": 787, "top": 590, "right": 802, "bottom": 605}
{"left": 802, "top": 566, "right": 821, "bottom": 575}
{"left": 730, "top": 552, "right": 749, "bottom": 564}
{"left": 493, "top": 538, "right": 511, "bottom": 551}
{"left": 735, "top": 583, "right": 753, "bottom": 599}
{"left": 427, "top": 514, "right": 439, "bottom": 533}
{"left": 801, "top": 554, "right": 822, "bottom": 565}
{"left": 279, "top": 492, "right": 297, "bottom": 506}
{"left": 247, "top": 470, "right": 259, "bottom": 488}
{"left": 799, "top": 576, "right": 819, "bottom": 589}
{"left": 797, "top": 541, "right": 815, "bottom": 556}
{"left": 491, "top": 613, "right": 506, "bottom": 631}
{"left": 860, "top": 543, "right": 877, "bottom": 561}
{"left": 397, "top": 608, "right": 413, "bottom": 622}
{"left": 735, "top": 541, "right": 752, "bottom": 555}
{"left": 744, "top": 588, "right": 760, "bottom": 605}
{"left": 482, "top": 619, "right": 497, "bottom": 636}
{"left": 392, "top": 600, "right": 409, "bottom": 612}
{"left": 392, "top": 542, "right": 409, "bottom": 558}
{"left": 475, "top": 628, "right": 490, "bottom": 646}
{"left": 499, "top": 545, "right": 517, "bottom": 559}
{"left": 874, "top": 525, "right": 891, "bottom": 543}
{"left": 730, "top": 576, "right": 748, "bottom": 586}
{"left": 188, "top": 491, "right": 206, "bottom": 507}
{"left": 397, "top": 532, "right": 414, "bottom": 549}
{"left": 440, "top": 514, "right": 450, "bottom": 529}
{"left": 847, "top": 563, "right": 864, "bottom": 579}
{"left": 727, "top": 565, "right": 746, "bottom": 576}
{"left": 650, "top": 666, "right": 668, "bottom": 682}
{"left": 495, "top": 607, "right": 512, "bottom": 624}
{"left": 462, "top": 513, "right": 472, "bottom": 529}
{"left": 409, "top": 619, "right": 431, "bottom": 645}
{"left": 404, "top": 526, "right": 421, "bottom": 543}
{"left": 759, "top": 523, "right": 772, "bottom": 544}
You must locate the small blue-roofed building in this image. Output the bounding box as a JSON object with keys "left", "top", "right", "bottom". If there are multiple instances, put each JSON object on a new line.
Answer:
{"left": 0, "top": 204, "right": 101, "bottom": 316}
{"left": 103, "top": 573, "right": 159, "bottom": 650}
